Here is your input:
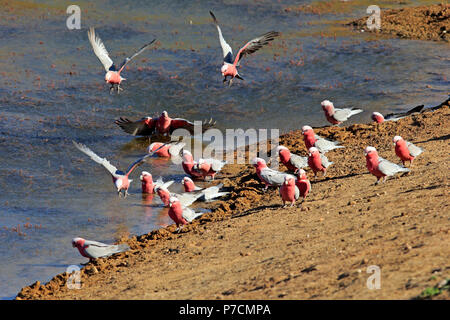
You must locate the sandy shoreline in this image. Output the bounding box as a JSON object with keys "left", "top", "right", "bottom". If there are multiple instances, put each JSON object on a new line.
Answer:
{"left": 16, "top": 96, "right": 450, "bottom": 300}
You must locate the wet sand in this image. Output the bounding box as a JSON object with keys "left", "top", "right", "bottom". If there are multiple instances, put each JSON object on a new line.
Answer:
{"left": 16, "top": 98, "right": 450, "bottom": 300}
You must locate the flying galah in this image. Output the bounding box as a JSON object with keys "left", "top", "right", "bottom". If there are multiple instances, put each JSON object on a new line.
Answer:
{"left": 140, "top": 172, "right": 174, "bottom": 194}
{"left": 307, "top": 147, "right": 333, "bottom": 178}
{"left": 301, "top": 125, "right": 344, "bottom": 154}
{"left": 73, "top": 141, "right": 164, "bottom": 198}
{"left": 252, "top": 157, "right": 295, "bottom": 191}
{"left": 72, "top": 237, "right": 129, "bottom": 261}
{"left": 393, "top": 136, "right": 423, "bottom": 166}
{"left": 321, "top": 100, "right": 363, "bottom": 125}
{"left": 372, "top": 105, "right": 425, "bottom": 123}
{"left": 148, "top": 141, "right": 185, "bottom": 158}
{"left": 182, "top": 177, "right": 229, "bottom": 201}
{"left": 295, "top": 169, "right": 311, "bottom": 201}
{"left": 364, "top": 146, "right": 410, "bottom": 184}
{"left": 115, "top": 111, "right": 216, "bottom": 137}
{"left": 279, "top": 176, "right": 300, "bottom": 207}
{"left": 182, "top": 150, "right": 226, "bottom": 180}
{"left": 168, "top": 196, "right": 205, "bottom": 232}
{"left": 87, "top": 27, "right": 155, "bottom": 93}
{"left": 155, "top": 185, "right": 205, "bottom": 208}
{"left": 276, "top": 145, "right": 308, "bottom": 173}
{"left": 210, "top": 11, "right": 280, "bottom": 86}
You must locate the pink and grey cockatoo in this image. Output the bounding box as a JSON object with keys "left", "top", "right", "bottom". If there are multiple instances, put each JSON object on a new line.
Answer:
{"left": 73, "top": 141, "right": 164, "bottom": 198}
{"left": 252, "top": 157, "right": 295, "bottom": 191}
{"left": 72, "top": 237, "right": 129, "bottom": 261}
{"left": 147, "top": 141, "right": 185, "bottom": 158}
{"left": 393, "top": 136, "right": 423, "bottom": 166}
{"left": 182, "top": 150, "right": 226, "bottom": 180}
{"left": 321, "top": 100, "right": 363, "bottom": 125}
{"left": 307, "top": 147, "right": 333, "bottom": 178}
{"left": 181, "top": 177, "right": 229, "bottom": 201}
{"left": 276, "top": 145, "right": 308, "bottom": 173}
{"left": 279, "top": 175, "right": 300, "bottom": 207}
{"left": 140, "top": 172, "right": 174, "bottom": 194}
{"left": 372, "top": 105, "right": 424, "bottom": 123}
{"left": 115, "top": 111, "right": 216, "bottom": 137}
{"left": 168, "top": 196, "right": 205, "bottom": 233}
{"left": 87, "top": 27, "right": 155, "bottom": 93}
{"left": 295, "top": 169, "right": 311, "bottom": 202}
{"left": 155, "top": 185, "right": 205, "bottom": 208}
{"left": 301, "top": 125, "right": 344, "bottom": 154}
{"left": 364, "top": 146, "right": 410, "bottom": 184}
{"left": 210, "top": 11, "right": 280, "bottom": 87}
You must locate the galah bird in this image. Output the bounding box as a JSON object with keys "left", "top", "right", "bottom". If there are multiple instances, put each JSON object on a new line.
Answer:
{"left": 364, "top": 146, "right": 410, "bottom": 184}
{"left": 182, "top": 177, "right": 229, "bottom": 201}
{"left": 393, "top": 136, "right": 423, "bottom": 166}
{"left": 295, "top": 169, "right": 311, "bottom": 202}
{"left": 155, "top": 185, "right": 205, "bottom": 208}
{"left": 87, "top": 27, "right": 155, "bottom": 93}
{"left": 307, "top": 147, "right": 333, "bottom": 178}
{"left": 182, "top": 150, "right": 226, "bottom": 180}
{"left": 276, "top": 145, "right": 308, "bottom": 173}
{"left": 140, "top": 172, "right": 174, "bottom": 194}
{"left": 279, "top": 176, "right": 300, "bottom": 207}
{"left": 301, "top": 125, "right": 344, "bottom": 154}
{"left": 321, "top": 100, "right": 363, "bottom": 125}
{"left": 72, "top": 237, "right": 129, "bottom": 261}
{"left": 147, "top": 141, "right": 185, "bottom": 158}
{"left": 168, "top": 196, "right": 205, "bottom": 233}
{"left": 115, "top": 111, "right": 216, "bottom": 137}
{"left": 73, "top": 141, "right": 165, "bottom": 198}
{"left": 210, "top": 11, "right": 280, "bottom": 87}
{"left": 372, "top": 105, "right": 424, "bottom": 123}
{"left": 252, "top": 157, "right": 295, "bottom": 191}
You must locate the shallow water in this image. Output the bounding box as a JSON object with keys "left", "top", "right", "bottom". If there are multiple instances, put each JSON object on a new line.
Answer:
{"left": 0, "top": 0, "right": 448, "bottom": 298}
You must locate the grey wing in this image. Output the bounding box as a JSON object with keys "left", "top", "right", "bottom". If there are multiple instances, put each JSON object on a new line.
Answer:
{"left": 378, "top": 157, "right": 410, "bottom": 176}
{"left": 84, "top": 240, "right": 129, "bottom": 259}
{"left": 182, "top": 207, "right": 204, "bottom": 222}
{"left": 73, "top": 141, "right": 119, "bottom": 177}
{"left": 294, "top": 185, "right": 300, "bottom": 200}
{"left": 261, "top": 169, "right": 293, "bottom": 186}
{"left": 125, "top": 153, "right": 152, "bottom": 175}
{"left": 117, "top": 39, "right": 156, "bottom": 71}
{"left": 210, "top": 11, "right": 233, "bottom": 64}
{"left": 315, "top": 138, "right": 344, "bottom": 153}
{"left": 332, "top": 108, "right": 352, "bottom": 122}
{"left": 87, "top": 27, "right": 114, "bottom": 72}
{"left": 406, "top": 141, "right": 423, "bottom": 157}
{"left": 289, "top": 154, "right": 308, "bottom": 169}
{"left": 177, "top": 192, "right": 203, "bottom": 207}
{"left": 320, "top": 154, "right": 333, "bottom": 168}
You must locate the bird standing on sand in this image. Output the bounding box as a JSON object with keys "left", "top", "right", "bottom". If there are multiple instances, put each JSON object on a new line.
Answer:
{"left": 364, "top": 146, "right": 410, "bottom": 184}
{"left": 115, "top": 111, "right": 216, "bottom": 137}
{"left": 372, "top": 105, "right": 424, "bottom": 123}
{"left": 168, "top": 196, "right": 205, "bottom": 233}
{"left": 209, "top": 11, "right": 280, "bottom": 86}
{"left": 73, "top": 141, "right": 164, "bottom": 198}
{"left": 276, "top": 145, "right": 308, "bottom": 173}
{"left": 279, "top": 176, "right": 300, "bottom": 207}
{"left": 321, "top": 100, "right": 363, "bottom": 125}
{"left": 252, "top": 157, "right": 295, "bottom": 191}
{"left": 72, "top": 237, "right": 129, "bottom": 261}
{"left": 182, "top": 150, "right": 226, "bottom": 180}
{"left": 307, "top": 147, "right": 333, "bottom": 178}
{"left": 301, "top": 125, "right": 344, "bottom": 154}
{"left": 295, "top": 169, "right": 311, "bottom": 202}
{"left": 393, "top": 136, "right": 423, "bottom": 166}
{"left": 87, "top": 27, "right": 155, "bottom": 93}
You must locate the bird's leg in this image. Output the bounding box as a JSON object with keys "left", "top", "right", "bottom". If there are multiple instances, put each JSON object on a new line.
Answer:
{"left": 124, "top": 190, "right": 129, "bottom": 199}
{"left": 282, "top": 201, "right": 286, "bottom": 208}
{"left": 290, "top": 201, "right": 295, "bottom": 207}
{"left": 263, "top": 185, "right": 269, "bottom": 193}
{"left": 117, "top": 84, "right": 123, "bottom": 93}
{"left": 382, "top": 176, "right": 387, "bottom": 183}
{"left": 110, "top": 85, "right": 115, "bottom": 94}
{"left": 323, "top": 169, "right": 327, "bottom": 177}
{"left": 118, "top": 191, "right": 122, "bottom": 198}
{"left": 410, "top": 158, "right": 414, "bottom": 167}
{"left": 223, "top": 76, "right": 228, "bottom": 84}
{"left": 228, "top": 78, "right": 233, "bottom": 87}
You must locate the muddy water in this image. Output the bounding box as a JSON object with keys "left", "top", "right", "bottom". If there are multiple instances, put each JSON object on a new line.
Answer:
{"left": 0, "top": 0, "right": 448, "bottom": 298}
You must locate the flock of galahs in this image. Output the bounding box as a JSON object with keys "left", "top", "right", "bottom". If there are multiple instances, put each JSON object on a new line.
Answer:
{"left": 71, "top": 13, "right": 424, "bottom": 261}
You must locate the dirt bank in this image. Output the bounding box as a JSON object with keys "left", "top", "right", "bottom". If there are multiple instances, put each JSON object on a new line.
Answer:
{"left": 348, "top": 4, "right": 450, "bottom": 42}
{"left": 16, "top": 98, "right": 450, "bottom": 300}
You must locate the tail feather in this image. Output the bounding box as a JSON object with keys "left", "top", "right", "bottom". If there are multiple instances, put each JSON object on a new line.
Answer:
{"left": 116, "top": 243, "right": 130, "bottom": 253}
{"left": 350, "top": 109, "right": 363, "bottom": 117}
